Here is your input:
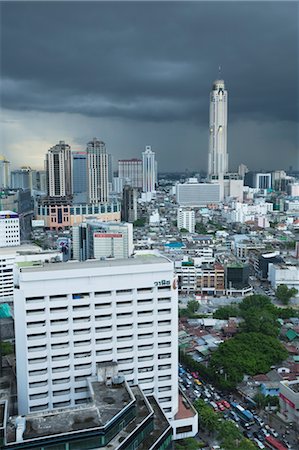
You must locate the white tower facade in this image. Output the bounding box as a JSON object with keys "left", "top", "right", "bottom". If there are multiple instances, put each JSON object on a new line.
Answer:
{"left": 87, "top": 138, "right": 109, "bottom": 204}
{"left": 46, "top": 141, "right": 72, "bottom": 197}
{"left": 142, "top": 146, "right": 156, "bottom": 199}
{"left": 208, "top": 79, "right": 228, "bottom": 179}
{"left": 14, "top": 255, "right": 178, "bottom": 421}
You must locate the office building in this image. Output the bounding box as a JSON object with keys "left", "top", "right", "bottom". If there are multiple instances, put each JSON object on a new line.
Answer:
{"left": 1, "top": 370, "right": 173, "bottom": 449}
{"left": 176, "top": 180, "right": 220, "bottom": 206}
{"left": 0, "top": 211, "right": 20, "bottom": 248}
{"left": 46, "top": 141, "right": 72, "bottom": 198}
{"left": 10, "top": 167, "right": 32, "bottom": 191}
{"left": 142, "top": 146, "right": 156, "bottom": 200}
{"left": 14, "top": 255, "right": 178, "bottom": 421}
{"left": 177, "top": 208, "right": 195, "bottom": 233}
{"left": 208, "top": 79, "right": 228, "bottom": 179}
{"left": 36, "top": 200, "right": 121, "bottom": 229}
{"left": 72, "top": 151, "right": 87, "bottom": 204}
{"left": 0, "top": 156, "right": 10, "bottom": 189}
{"left": 118, "top": 159, "right": 143, "bottom": 189}
{"left": 72, "top": 220, "right": 133, "bottom": 261}
{"left": 87, "top": 138, "right": 109, "bottom": 204}
{"left": 256, "top": 173, "right": 272, "bottom": 190}
{"left": 121, "top": 185, "right": 138, "bottom": 223}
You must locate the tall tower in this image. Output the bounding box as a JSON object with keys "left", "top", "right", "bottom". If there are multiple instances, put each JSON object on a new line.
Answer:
{"left": 46, "top": 141, "right": 72, "bottom": 197}
{"left": 208, "top": 79, "right": 228, "bottom": 179}
{"left": 87, "top": 138, "right": 109, "bottom": 204}
{"left": 142, "top": 146, "right": 156, "bottom": 197}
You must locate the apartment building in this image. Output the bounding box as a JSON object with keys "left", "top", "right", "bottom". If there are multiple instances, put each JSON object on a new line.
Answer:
{"left": 0, "top": 212, "right": 20, "bottom": 248}
{"left": 14, "top": 255, "right": 179, "bottom": 423}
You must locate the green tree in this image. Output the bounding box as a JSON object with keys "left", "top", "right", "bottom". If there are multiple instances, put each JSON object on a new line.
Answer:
{"left": 187, "top": 300, "right": 199, "bottom": 314}
{"left": 213, "top": 304, "right": 239, "bottom": 319}
{"left": 175, "top": 438, "right": 200, "bottom": 450}
{"left": 0, "top": 341, "right": 13, "bottom": 355}
{"left": 180, "top": 228, "right": 189, "bottom": 233}
{"left": 133, "top": 218, "right": 146, "bottom": 227}
{"left": 275, "top": 284, "right": 298, "bottom": 305}
{"left": 253, "top": 393, "right": 267, "bottom": 410}
{"left": 193, "top": 399, "right": 220, "bottom": 434}
{"left": 209, "top": 332, "right": 288, "bottom": 388}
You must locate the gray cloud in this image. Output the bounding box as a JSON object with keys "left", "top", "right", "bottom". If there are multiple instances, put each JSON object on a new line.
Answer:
{"left": 0, "top": 1, "right": 298, "bottom": 170}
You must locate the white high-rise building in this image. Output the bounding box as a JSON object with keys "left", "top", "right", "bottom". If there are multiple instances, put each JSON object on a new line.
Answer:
{"left": 176, "top": 180, "right": 220, "bottom": 206}
{"left": 142, "top": 146, "right": 156, "bottom": 200}
{"left": 0, "top": 211, "right": 20, "bottom": 248}
{"left": 14, "top": 255, "right": 178, "bottom": 421}
{"left": 177, "top": 208, "right": 195, "bottom": 233}
{"left": 208, "top": 79, "right": 228, "bottom": 179}
{"left": 46, "top": 141, "right": 72, "bottom": 197}
{"left": 87, "top": 138, "right": 109, "bottom": 204}
{"left": 118, "top": 159, "right": 143, "bottom": 189}
{"left": 0, "top": 155, "right": 10, "bottom": 188}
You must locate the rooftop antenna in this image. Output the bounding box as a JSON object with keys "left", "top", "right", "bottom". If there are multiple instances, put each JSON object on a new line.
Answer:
{"left": 218, "top": 65, "right": 222, "bottom": 79}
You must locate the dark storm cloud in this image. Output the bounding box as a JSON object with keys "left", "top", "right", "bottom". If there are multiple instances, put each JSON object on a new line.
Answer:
{"left": 1, "top": 1, "right": 298, "bottom": 124}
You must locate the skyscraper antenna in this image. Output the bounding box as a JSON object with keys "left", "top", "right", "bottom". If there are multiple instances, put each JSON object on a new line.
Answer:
{"left": 218, "top": 65, "right": 222, "bottom": 78}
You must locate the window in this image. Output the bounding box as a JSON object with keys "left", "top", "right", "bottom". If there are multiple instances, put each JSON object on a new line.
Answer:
{"left": 75, "top": 375, "right": 90, "bottom": 382}
{"left": 94, "top": 303, "right": 111, "bottom": 310}
{"left": 94, "top": 314, "right": 112, "bottom": 321}
{"left": 94, "top": 291, "right": 111, "bottom": 297}
{"left": 117, "top": 335, "right": 133, "bottom": 342}
{"left": 117, "top": 346, "right": 133, "bottom": 353}
{"left": 50, "top": 306, "right": 68, "bottom": 313}
{"left": 158, "top": 364, "right": 171, "bottom": 370}
{"left": 52, "top": 378, "right": 70, "bottom": 385}
{"left": 158, "top": 331, "right": 171, "bottom": 337}
{"left": 117, "top": 324, "right": 133, "bottom": 330}
{"left": 137, "top": 287, "right": 152, "bottom": 293}
{"left": 52, "top": 366, "right": 70, "bottom": 373}
{"left": 138, "top": 344, "right": 154, "bottom": 351}
{"left": 50, "top": 318, "right": 68, "bottom": 326}
{"left": 96, "top": 349, "right": 112, "bottom": 356}
{"left": 116, "top": 289, "right": 132, "bottom": 295}
{"left": 52, "top": 354, "right": 69, "bottom": 361}
{"left": 53, "top": 389, "right": 71, "bottom": 397}
{"left": 118, "top": 357, "right": 133, "bottom": 364}
{"left": 138, "top": 355, "right": 153, "bottom": 362}
{"left": 75, "top": 387, "right": 87, "bottom": 393}
{"left": 74, "top": 363, "right": 92, "bottom": 370}
{"left": 95, "top": 325, "right": 112, "bottom": 333}
{"left": 138, "top": 366, "right": 153, "bottom": 373}
{"left": 117, "top": 312, "right": 133, "bottom": 318}
{"left": 158, "top": 342, "right": 171, "bottom": 348}
{"left": 158, "top": 386, "right": 171, "bottom": 392}
{"left": 158, "top": 375, "right": 171, "bottom": 381}
{"left": 138, "top": 333, "right": 153, "bottom": 339}
{"left": 51, "top": 330, "right": 69, "bottom": 338}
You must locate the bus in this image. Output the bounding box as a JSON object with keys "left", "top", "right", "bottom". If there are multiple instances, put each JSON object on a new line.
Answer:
{"left": 231, "top": 402, "right": 254, "bottom": 425}
{"left": 264, "top": 435, "right": 287, "bottom": 450}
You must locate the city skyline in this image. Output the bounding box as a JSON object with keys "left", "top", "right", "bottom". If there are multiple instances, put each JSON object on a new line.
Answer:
{"left": 1, "top": 1, "right": 298, "bottom": 172}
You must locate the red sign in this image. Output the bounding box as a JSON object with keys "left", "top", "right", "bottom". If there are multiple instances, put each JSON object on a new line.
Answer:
{"left": 279, "top": 393, "right": 295, "bottom": 409}
{"left": 94, "top": 233, "right": 122, "bottom": 238}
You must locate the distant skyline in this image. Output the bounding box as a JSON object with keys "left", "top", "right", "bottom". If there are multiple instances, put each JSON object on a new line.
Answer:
{"left": 1, "top": 1, "right": 298, "bottom": 172}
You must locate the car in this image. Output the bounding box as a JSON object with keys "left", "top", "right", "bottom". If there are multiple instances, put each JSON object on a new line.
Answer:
{"left": 191, "top": 371, "right": 198, "bottom": 379}
{"left": 270, "top": 429, "right": 279, "bottom": 438}
{"left": 194, "top": 379, "right": 202, "bottom": 386}
{"left": 222, "top": 400, "right": 230, "bottom": 408}
{"left": 216, "top": 401, "right": 225, "bottom": 411}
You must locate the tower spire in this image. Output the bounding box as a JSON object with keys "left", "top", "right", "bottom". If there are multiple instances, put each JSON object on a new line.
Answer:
{"left": 218, "top": 65, "right": 222, "bottom": 79}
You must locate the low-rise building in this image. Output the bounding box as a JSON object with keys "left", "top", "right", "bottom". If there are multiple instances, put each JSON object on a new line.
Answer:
{"left": 279, "top": 380, "right": 299, "bottom": 423}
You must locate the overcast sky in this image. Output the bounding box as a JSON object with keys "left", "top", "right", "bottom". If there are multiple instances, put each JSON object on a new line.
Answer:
{"left": 1, "top": 1, "right": 298, "bottom": 172}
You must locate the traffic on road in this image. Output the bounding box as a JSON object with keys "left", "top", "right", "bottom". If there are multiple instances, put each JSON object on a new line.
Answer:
{"left": 178, "top": 363, "right": 295, "bottom": 449}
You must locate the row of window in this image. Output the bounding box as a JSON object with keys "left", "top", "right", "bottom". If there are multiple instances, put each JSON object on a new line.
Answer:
{"left": 25, "top": 288, "right": 171, "bottom": 303}
{"left": 26, "top": 307, "right": 172, "bottom": 318}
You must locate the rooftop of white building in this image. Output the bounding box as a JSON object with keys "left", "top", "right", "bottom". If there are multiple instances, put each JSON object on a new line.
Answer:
{"left": 18, "top": 253, "right": 170, "bottom": 274}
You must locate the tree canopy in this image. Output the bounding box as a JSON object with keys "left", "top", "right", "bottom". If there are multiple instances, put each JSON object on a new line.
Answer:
{"left": 209, "top": 332, "right": 287, "bottom": 386}
{"left": 275, "top": 284, "right": 298, "bottom": 305}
